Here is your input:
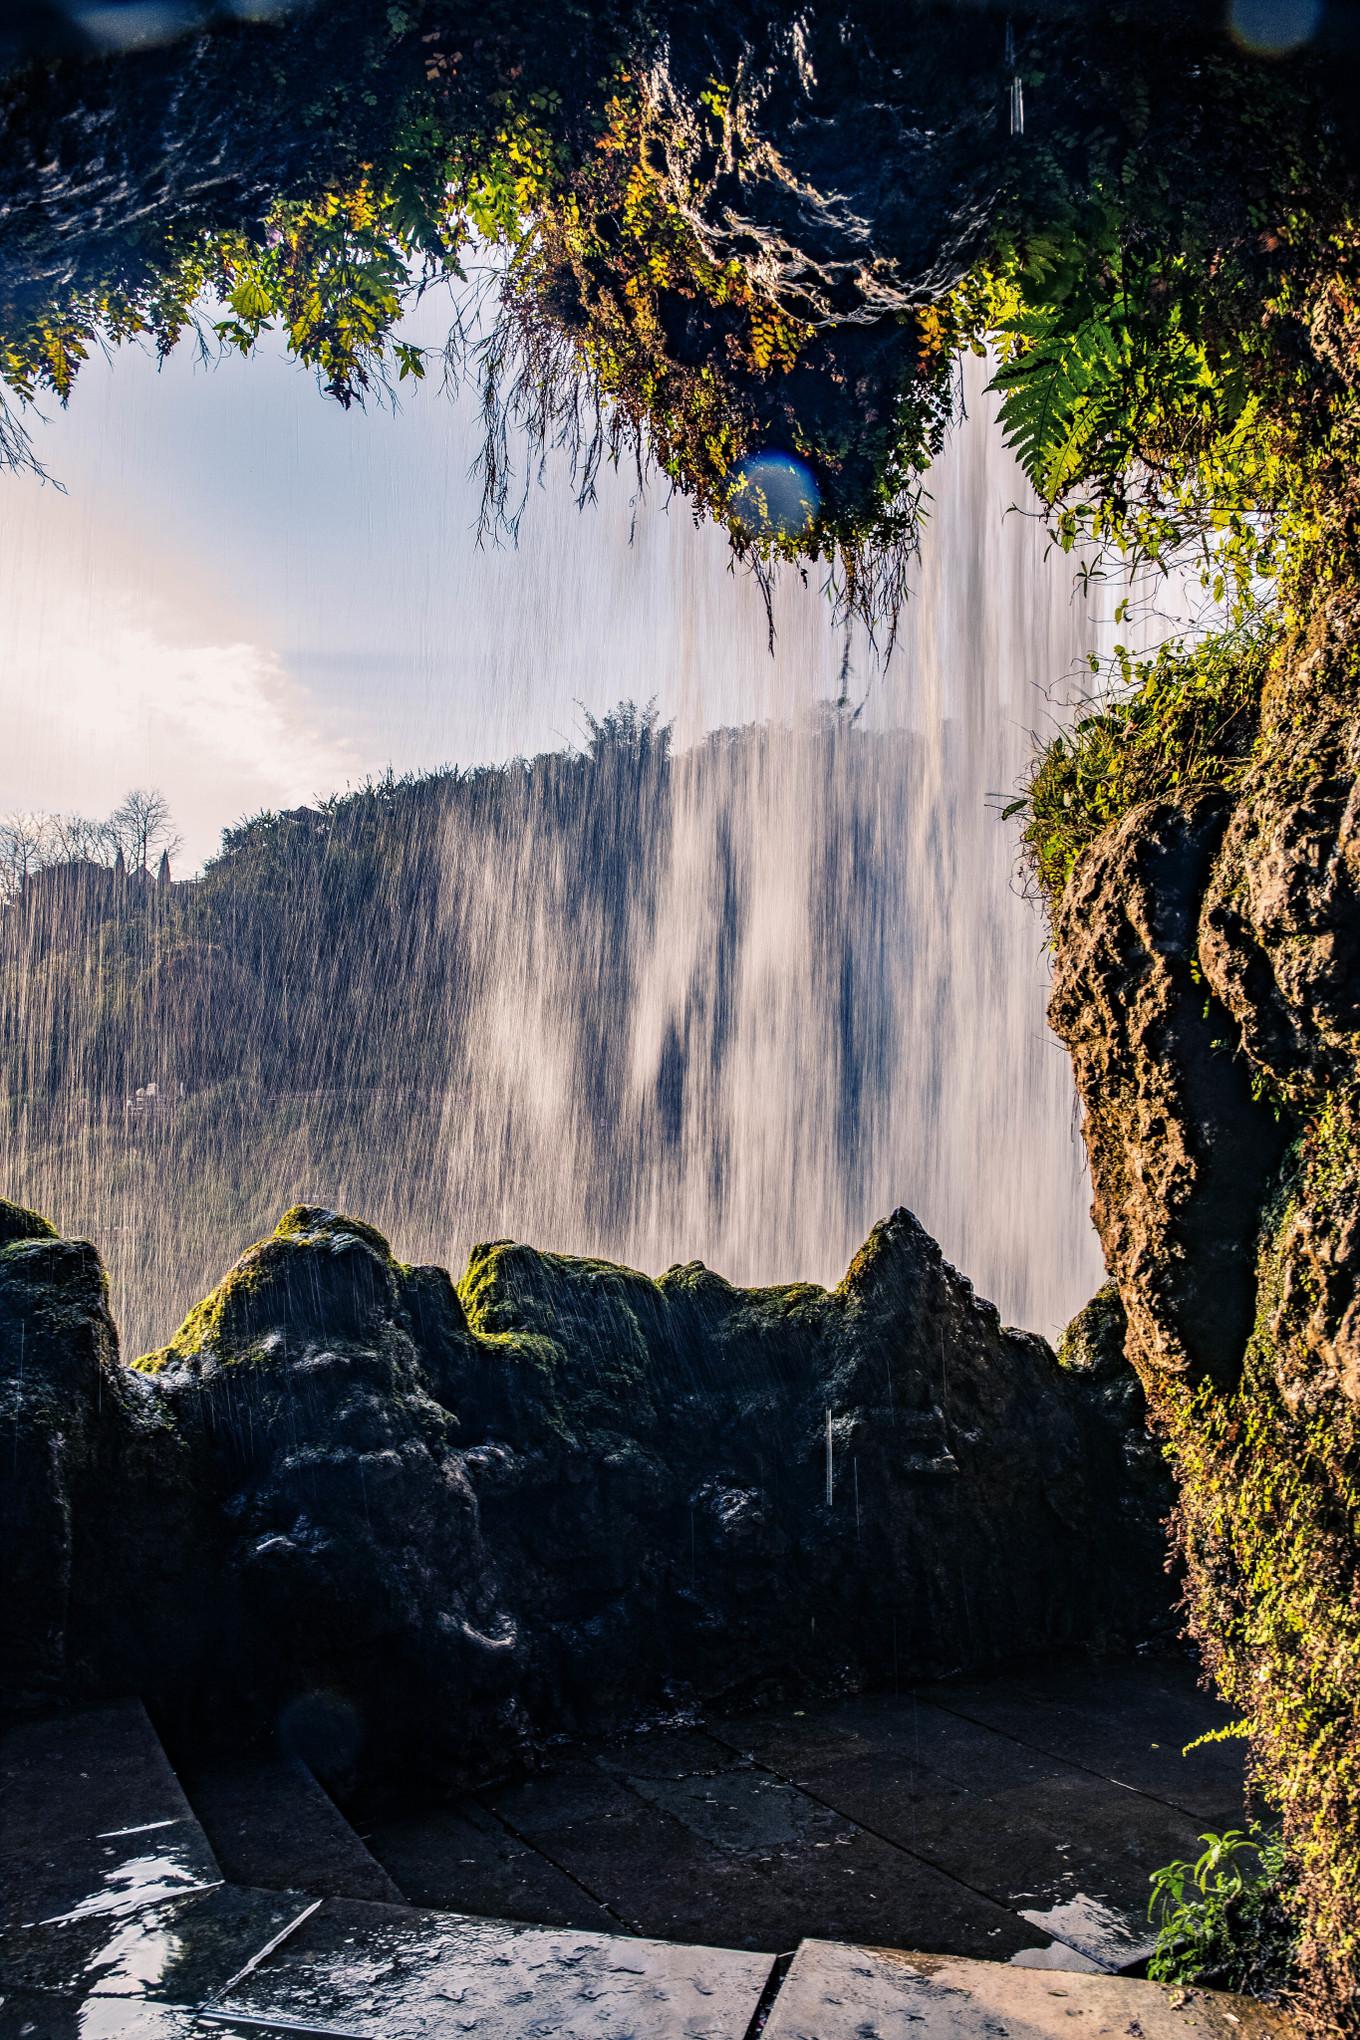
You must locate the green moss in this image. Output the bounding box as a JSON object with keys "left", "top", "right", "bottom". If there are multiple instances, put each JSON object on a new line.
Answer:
{"left": 273, "top": 1203, "right": 397, "bottom": 1262}
{"left": 1056, "top": 1280, "right": 1126, "bottom": 1379}
{"left": 463, "top": 1241, "right": 645, "bottom": 1341}
{"left": 457, "top": 1239, "right": 681, "bottom": 1445}
{"left": 132, "top": 1248, "right": 268, "bottom": 1373}
{"left": 134, "top": 1205, "right": 398, "bottom": 1373}
{"left": 1016, "top": 622, "right": 1276, "bottom": 912}
{"left": 0, "top": 1197, "right": 58, "bottom": 1250}
{"left": 1160, "top": 1102, "right": 1360, "bottom": 2023}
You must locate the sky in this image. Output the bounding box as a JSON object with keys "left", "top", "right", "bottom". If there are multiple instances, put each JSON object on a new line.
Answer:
{"left": 0, "top": 285, "right": 884, "bottom": 869}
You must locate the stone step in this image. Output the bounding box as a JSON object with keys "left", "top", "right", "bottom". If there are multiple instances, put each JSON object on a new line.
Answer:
{"left": 2, "top": 1886, "right": 1299, "bottom": 2040}
{"left": 3, "top": 1872, "right": 776, "bottom": 2038}
{"left": 0, "top": 1701, "right": 1296, "bottom": 2040}
{"left": 178, "top": 1759, "right": 402, "bottom": 1906}
{"left": 366, "top": 1792, "right": 620, "bottom": 1928}
{"left": 0, "top": 1701, "right": 776, "bottom": 2038}
{"left": 0, "top": 1698, "right": 223, "bottom": 1932}
{"left": 206, "top": 1893, "right": 777, "bottom": 2038}
{"left": 761, "top": 1939, "right": 1294, "bottom": 2040}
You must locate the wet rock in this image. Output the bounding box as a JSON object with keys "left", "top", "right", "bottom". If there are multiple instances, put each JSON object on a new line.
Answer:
{"left": 1047, "top": 600, "right": 1360, "bottom": 1410}
{"left": 0, "top": 1197, "right": 199, "bottom": 1708}
{"left": 1197, "top": 623, "right": 1360, "bottom": 1097}
{"left": 1048, "top": 792, "right": 1290, "bottom": 1389}
{"left": 1056, "top": 1282, "right": 1169, "bottom": 1584}
{"left": 4, "top": 1199, "right": 1170, "bottom": 1790}
{"left": 1194, "top": 607, "right": 1360, "bottom": 1414}
{"left": 1056, "top": 1282, "right": 1127, "bottom": 1383}
{"left": 137, "top": 1207, "right": 521, "bottom": 1788}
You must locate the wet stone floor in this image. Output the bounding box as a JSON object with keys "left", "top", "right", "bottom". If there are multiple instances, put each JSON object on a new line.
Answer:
{"left": 364, "top": 1655, "right": 1250, "bottom": 1974}
{"left": 0, "top": 1660, "right": 1294, "bottom": 2040}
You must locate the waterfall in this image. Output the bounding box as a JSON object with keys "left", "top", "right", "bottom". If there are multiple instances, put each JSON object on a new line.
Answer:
{"left": 407, "top": 361, "right": 1105, "bottom": 1335}
{"left": 1, "top": 356, "right": 1107, "bottom": 1351}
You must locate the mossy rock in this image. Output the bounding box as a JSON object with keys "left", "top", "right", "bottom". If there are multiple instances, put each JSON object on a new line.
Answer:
{"left": 273, "top": 1203, "right": 397, "bottom": 1260}
{"left": 0, "top": 1197, "right": 58, "bottom": 1250}
{"left": 459, "top": 1240, "right": 668, "bottom": 1424}
{"left": 136, "top": 1206, "right": 399, "bottom": 1374}
{"left": 1058, "top": 1282, "right": 1128, "bottom": 1380}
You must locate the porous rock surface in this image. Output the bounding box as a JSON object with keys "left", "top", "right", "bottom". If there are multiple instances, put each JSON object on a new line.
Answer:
{"left": 1048, "top": 791, "right": 1291, "bottom": 1391}
{"left": 0, "top": 1198, "right": 202, "bottom": 1706}
{"left": 1, "top": 1197, "right": 1170, "bottom": 1789}
{"left": 1048, "top": 598, "right": 1360, "bottom": 1408}
{"left": 1043, "top": 599, "right": 1360, "bottom": 2023}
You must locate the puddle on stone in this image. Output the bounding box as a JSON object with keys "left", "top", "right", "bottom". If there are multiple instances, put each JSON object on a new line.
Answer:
{"left": 1008, "top": 1940, "right": 1105, "bottom": 1974}
{"left": 1017, "top": 1893, "right": 1152, "bottom": 1970}
{"left": 624, "top": 1770, "right": 834, "bottom": 1852}
{"left": 0, "top": 1992, "right": 203, "bottom": 2039}
{"left": 4, "top": 1885, "right": 312, "bottom": 2008}
{"left": 2, "top": 1814, "right": 222, "bottom": 1939}
{"left": 37, "top": 1848, "right": 220, "bottom": 1928}
{"left": 96, "top": 1822, "right": 184, "bottom": 1841}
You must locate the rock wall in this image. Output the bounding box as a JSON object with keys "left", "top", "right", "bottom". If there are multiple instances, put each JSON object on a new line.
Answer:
{"left": 1045, "top": 598, "right": 1360, "bottom": 2025}
{"left": 1, "top": 1197, "right": 1170, "bottom": 1794}
{"left": 0, "top": 1199, "right": 207, "bottom": 1707}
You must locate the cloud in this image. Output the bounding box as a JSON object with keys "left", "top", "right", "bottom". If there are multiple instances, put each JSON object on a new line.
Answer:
{"left": 0, "top": 565, "right": 361, "bottom": 871}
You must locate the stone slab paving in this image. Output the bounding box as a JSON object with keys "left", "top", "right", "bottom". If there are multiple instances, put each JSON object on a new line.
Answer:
{"left": 1, "top": 1704, "right": 203, "bottom": 1855}
{"left": 3, "top": 1855, "right": 773, "bottom": 2039}
{"left": 479, "top": 1734, "right": 1051, "bottom": 1961}
{"left": 0, "top": 1987, "right": 212, "bottom": 2037}
{"left": 759, "top": 1939, "right": 1291, "bottom": 2040}
{"left": 365, "top": 1658, "right": 1239, "bottom": 1973}
{"left": 0, "top": 1694, "right": 1295, "bottom": 2040}
{"left": 711, "top": 1692, "right": 1214, "bottom": 1969}
{"left": 912, "top": 1659, "right": 1247, "bottom": 1824}
{"left": 0, "top": 1709, "right": 773, "bottom": 2040}
{"left": 0, "top": 1884, "right": 312, "bottom": 2003}
{"left": 365, "top": 1797, "right": 618, "bottom": 1929}
{"left": 211, "top": 1896, "right": 776, "bottom": 2039}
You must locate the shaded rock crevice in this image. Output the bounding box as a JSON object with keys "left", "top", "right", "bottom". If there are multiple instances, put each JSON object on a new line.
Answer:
{"left": 0, "top": 1198, "right": 208, "bottom": 1708}
{"left": 1049, "top": 788, "right": 1291, "bottom": 1392}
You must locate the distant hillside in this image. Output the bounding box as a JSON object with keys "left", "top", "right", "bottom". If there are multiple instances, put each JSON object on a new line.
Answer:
{"left": 0, "top": 704, "right": 1100, "bottom": 1354}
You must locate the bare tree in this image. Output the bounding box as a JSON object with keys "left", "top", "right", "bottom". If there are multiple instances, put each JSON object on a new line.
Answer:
{"left": 107, "top": 789, "right": 181, "bottom": 874}
{"left": 48, "top": 811, "right": 116, "bottom": 864}
{"left": 0, "top": 813, "right": 57, "bottom": 905}
{"left": 0, "top": 792, "right": 181, "bottom": 906}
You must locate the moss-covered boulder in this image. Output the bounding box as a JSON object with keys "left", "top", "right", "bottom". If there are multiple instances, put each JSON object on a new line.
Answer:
{"left": 134, "top": 1207, "right": 518, "bottom": 1787}
{"left": 137, "top": 1203, "right": 403, "bottom": 1372}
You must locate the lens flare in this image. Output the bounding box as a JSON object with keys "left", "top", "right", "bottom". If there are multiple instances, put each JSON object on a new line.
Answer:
{"left": 725, "top": 451, "right": 821, "bottom": 541}
{"left": 1228, "top": 0, "right": 1322, "bottom": 55}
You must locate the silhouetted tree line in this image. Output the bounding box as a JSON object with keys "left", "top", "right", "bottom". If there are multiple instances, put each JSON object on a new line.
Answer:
{"left": 0, "top": 706, "right": 682, "bottom": 1105}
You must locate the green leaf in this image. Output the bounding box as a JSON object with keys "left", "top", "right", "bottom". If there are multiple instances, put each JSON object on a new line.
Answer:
{"left": 228, "top": 277, "right": 274, "bottom": 323}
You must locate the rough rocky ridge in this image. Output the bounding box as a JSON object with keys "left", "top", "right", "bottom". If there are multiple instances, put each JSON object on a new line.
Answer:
{"left": 1042, "top": 596, "right": 1360, "bottom": 2022}
{"left": 1, "top": 1196, "right": 1171, "bottom": 1795}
